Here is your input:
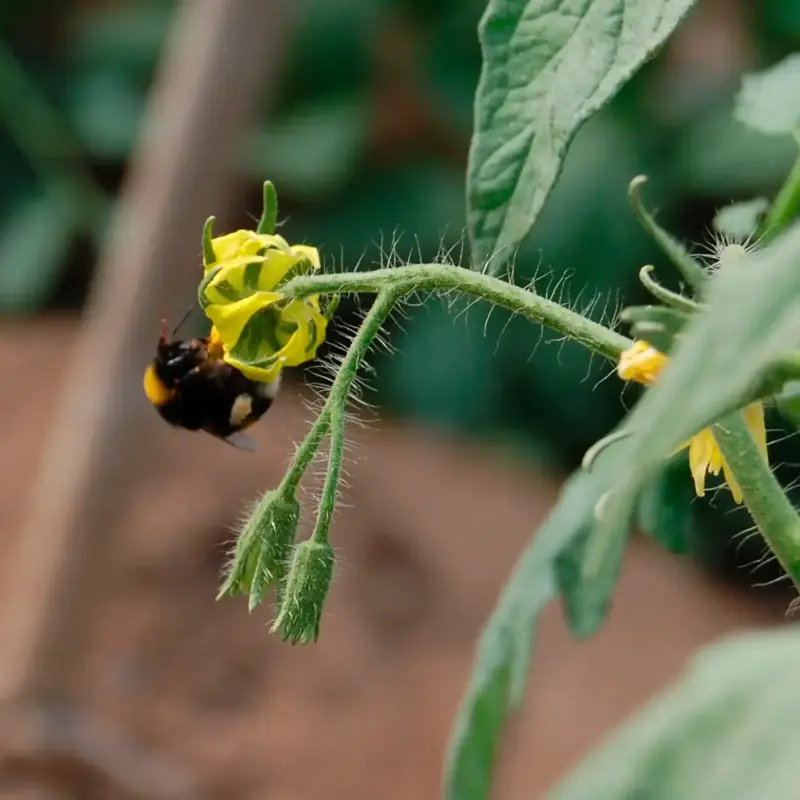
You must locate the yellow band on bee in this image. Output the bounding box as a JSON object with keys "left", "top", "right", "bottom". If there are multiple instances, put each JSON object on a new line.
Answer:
{"left": 143, "top": 364, "right": 172, "bottom": 406}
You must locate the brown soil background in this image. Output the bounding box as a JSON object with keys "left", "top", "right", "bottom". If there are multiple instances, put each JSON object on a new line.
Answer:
{"left": 0, "top": 318, "right": 787, "bottom": 799}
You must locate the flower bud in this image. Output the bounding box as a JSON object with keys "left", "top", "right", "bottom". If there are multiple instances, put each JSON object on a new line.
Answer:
{"left": 270, "top": 540, "right": 335, "bottom": 645}
{"left": 216, "top": 489, "right": 300, "bottom": 610}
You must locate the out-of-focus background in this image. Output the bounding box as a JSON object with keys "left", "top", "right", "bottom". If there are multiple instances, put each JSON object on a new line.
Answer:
{"left": 1, "top": 0, "right": 799, "bottom": 797}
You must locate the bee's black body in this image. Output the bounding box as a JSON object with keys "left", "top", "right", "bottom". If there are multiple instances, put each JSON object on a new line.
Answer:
{"left": 145, "top": 331, "right": 279, "bottom": 448}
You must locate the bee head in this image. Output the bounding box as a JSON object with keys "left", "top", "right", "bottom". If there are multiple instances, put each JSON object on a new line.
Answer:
{"left": 144, "top": 315, "right": 207, "bottom": 409}
{"left": 155, "top": 337, "right": 205, "bottom": 387}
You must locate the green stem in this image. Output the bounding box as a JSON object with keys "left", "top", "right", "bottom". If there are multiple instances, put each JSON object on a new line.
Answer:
{"left": 311, "top": 289, "right": 399, "bottom": 544}
{"left": 759, "top": 146, "right": 800, "bottom": 243}
{"left": 638, "top": 266, "right": 703, "bottom": 313}
{"left": 284, "top": 264, "right": 631, "bottom": 362}
{"left": 279, "top": 408, "right": 332, "bottom": 496}
{"left": 712, "top": 412, "right": 800, "bottom": 585}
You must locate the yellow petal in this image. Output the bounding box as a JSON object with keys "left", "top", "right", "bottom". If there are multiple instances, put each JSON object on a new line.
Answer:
{"left": 211, "top": 230, "right": 261, "bottom": 262}
{"left": 205, "top": 292, "right": 283, "bottom": 349}
{"left": 278, "top": 300, "right": 328, "bottom": 364}
{"left": 224, "top": 353, "right": 284, "bottom": 383}
{"left": 688, "top": 430, "right": 715, "bottom": 497}
{"left": 719, "top": 456, "right": 744, "bottom": 504}
{"left": 257, "top": 250, "right": 312, "bottom": 290}
{"left": 289, "top": 244, "right": 321, "bottom": 270}
{"left": 617, "top": 341, "right": 668, "bottom": 385}
{"left": 209, "top": 230, "right": 292, "bottom": 265}
{"left": 706, "top": 432, "right": 724, "bottom": 476}
{"left": 744, "top": 401, "right": 768, "bottom": 460}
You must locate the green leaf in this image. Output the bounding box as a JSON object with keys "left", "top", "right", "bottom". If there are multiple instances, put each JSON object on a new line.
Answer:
{"left": 467, "top": 0, "right": 698, "bottom": 275}
{"left": 444, "top": 445, "right": 622, "bottom": 800}
{"left": 774, "top": 378, "right": 800, "bottom": 430}
{"left": 549, "top": 627, "right": 800, "bottom": 799}
{"left": 579, "top": 216, "right": 800, "bottom": 615}
{"left": 0, "top": 186, "right": 77, "bottom": 313}
{"left": 620, "top": 304, "right": 690, "bottom": 354}
{"left": 735, "top": 53, "right": 800, "bottom": 137}
{"left": 636, "top": 457, "right": 695, "bottom": 554}
{"left": 713, "top": 198, "right": 769, "bottom": 240}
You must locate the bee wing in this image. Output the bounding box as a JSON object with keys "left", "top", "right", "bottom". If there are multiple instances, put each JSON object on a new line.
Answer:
{"left": 222, "top": 430, "right": 258, "bottom": 451}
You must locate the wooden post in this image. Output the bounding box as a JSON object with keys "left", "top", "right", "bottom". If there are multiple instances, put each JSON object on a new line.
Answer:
{"left": 0, "top": 0, "right": 289, "bottom": 793}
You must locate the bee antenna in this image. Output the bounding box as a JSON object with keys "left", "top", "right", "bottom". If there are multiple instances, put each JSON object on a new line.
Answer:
{"left": 171, "top": 305, "right": 194, "bottom": 338}
{"left": 159, "top": 317, "right": 169, "bottom": 345}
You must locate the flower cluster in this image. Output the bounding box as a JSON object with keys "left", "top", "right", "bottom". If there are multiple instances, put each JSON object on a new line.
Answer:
{"left": 199, "top": 228, "right": 327, "bottom": 383}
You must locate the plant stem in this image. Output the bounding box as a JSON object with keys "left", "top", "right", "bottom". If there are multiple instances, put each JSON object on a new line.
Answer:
{"left": 713, "top": 412, "right": 800, "bottom": 585}
{"left": 759, "top": 147, "right": 800, "bottom": 243}
{"left": 311, "top": 289, "right": 399, "bottom": 543}
{"left": 279, "top": 408, "right": 332, "bottom": 496}
{"left": 284, "top": 264, "right": 631, "bottom": 362}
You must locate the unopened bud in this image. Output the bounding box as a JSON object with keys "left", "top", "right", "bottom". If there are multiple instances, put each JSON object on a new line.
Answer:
{"left": 270, "top": 540, "right": 335, "bottom": 645}
{"left": 216, "top": 489, "right": 300, "bottom": 611}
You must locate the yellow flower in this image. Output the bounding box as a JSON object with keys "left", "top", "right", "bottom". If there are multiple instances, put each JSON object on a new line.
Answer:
{"left": 617, "top": 340, "right": 768, "bottom": 504}
{"left": 206, "top": 292, "right": 327, "bottom": 382}
{"left": 199, "top": 229, "right": 326, "bottom": 382}
{"left": 204, "top": 229, "right": 321, "bottom": 282}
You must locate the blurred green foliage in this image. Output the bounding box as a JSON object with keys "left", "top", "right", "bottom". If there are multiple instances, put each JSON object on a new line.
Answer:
{"left": 3, "top": 0, "right": 800, "bottom": 580}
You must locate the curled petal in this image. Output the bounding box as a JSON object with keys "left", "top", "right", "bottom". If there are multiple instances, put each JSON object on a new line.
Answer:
{"left": 206, "top": 293, "right": 327, "bottom": 382}
{"left": 210, "top": 230, "right": 291, "bottom": 266}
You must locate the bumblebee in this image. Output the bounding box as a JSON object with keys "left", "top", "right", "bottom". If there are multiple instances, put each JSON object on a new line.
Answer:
{"left": 143, "top": 317, "right": 279, "bottom": 450}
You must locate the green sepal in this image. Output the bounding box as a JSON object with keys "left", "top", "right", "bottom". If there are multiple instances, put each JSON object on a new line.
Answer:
{"left": 628, "top": 176, "right": 707, "bottom": 291}
{"left": 271, "top": 540, "right": 335, "bottom": 645}
{"left": 257, "top": 181, "right": 278, "bottom": 235}
{"left": 202, "top": 215, "right": 216, "bottom": 266}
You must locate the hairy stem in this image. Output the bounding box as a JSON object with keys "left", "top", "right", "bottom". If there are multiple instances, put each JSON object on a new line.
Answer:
{"left": 279, "top": 408, "right": 332, "bottom": 496}
{"left": 311, "top": 289, "right": 399, "bottom": 543}
{"left": 284, "top": 264, "right": 631, "bottom": 361}
{"left": 713, "top": 412, "right": 800, "bottom": 585}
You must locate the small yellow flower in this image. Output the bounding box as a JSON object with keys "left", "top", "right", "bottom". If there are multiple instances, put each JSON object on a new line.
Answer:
{"left": 206, "top": 292, "right": 326, "bottom": 382}
{"left": 617, "top": 340, "right": 668, "bottom": 385}
{"left": 199, "top": 228, "right": 326, "bottom": 383}
{"left": 617, "top": 340, "right": 768, "bottom": 504}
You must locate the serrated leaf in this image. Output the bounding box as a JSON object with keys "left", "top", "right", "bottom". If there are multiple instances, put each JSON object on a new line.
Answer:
{"left": 467, "top": 0, "right": 698, "bottom": 275}
{"left": 713, "top": 198, "right": 769, "bottom": 240}
{"left": 548, "top": 627, "right": 800, "bottom": 799}
{"left": 735, "top": 53, "right": 800, "bottom": 137}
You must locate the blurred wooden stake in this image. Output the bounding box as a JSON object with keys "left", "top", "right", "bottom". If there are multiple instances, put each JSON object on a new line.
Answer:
{"left": 0, "top": 0, "right": 287, "bottom": 755}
